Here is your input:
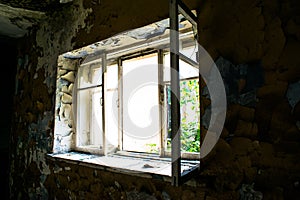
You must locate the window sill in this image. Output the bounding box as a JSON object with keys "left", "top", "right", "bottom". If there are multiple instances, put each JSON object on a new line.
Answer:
{"left": 47, "top": 151, "right": 200, "bottom": 184}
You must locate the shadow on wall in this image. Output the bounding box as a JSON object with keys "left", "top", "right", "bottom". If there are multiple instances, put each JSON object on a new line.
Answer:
{"left": 202, "top": 56, "right": 264, "bottom": 129}
{"left": 0, "top": 37, "right": 17, "bottom": 199}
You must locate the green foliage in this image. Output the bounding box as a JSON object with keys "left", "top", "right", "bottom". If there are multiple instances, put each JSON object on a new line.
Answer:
{"left": 180, "top": 79, "right": 200, "bottom": 152}
{"left": 146, "top": 143, "right": 158, "bottom": 153}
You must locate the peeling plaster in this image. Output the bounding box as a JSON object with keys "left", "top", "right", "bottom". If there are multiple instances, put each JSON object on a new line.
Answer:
{"left": 35, "top": 1, "right": 92, "bottom": 91}
{"left": 0, "top": 3, "right": 45, "bottom": 38}
{"left": 22, "top": 112, "right": 53, "bottom": 198}
{"left": 9, "top": 0, "right": 300, "bottom": 199}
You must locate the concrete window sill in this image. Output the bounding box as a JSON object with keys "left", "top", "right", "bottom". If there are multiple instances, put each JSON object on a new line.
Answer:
{"left": 47, "top": 151, "right": 199, "bottom": 184}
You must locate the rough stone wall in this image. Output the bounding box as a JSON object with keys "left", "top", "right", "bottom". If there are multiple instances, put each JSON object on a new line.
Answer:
{"left": 53, "top": 56, "right": 79, "bottom": 153}
{"left": 197, "top": 0, "right": 300, "bottom": 199}
{"left": 10, "top": 0, "right": 93, "bottom": 198}
{"left": 9, "top": 0, "right": 300, "bottom": 199}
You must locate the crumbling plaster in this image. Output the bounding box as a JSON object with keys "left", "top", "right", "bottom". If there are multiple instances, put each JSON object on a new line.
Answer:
{"left": 9, "top": 0, "right": 300, "bottom": 199}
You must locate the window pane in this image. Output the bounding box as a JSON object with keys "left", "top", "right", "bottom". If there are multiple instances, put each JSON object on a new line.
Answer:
{"left": 122, "top": 54, "right": 160, "bottom": 153}
{"left": 105, "top": 64, "right": 119, "bottom": 153}
{"left": 106, "top": 64, "right": 118, "bottom": 89}
{"left": 78, "top": 61, "right": 102, "bottom": 89}
{"left": 179, "top": 13, "right": 198, "bottom": 65}
{"left": 77, "top": 87, "right": 103, "bottom": 148}
{"left": 163, "top": 56, "right": 200, "bottom": 153}
{"left": 163, "top": 54, "right": 198, "bottom": 81}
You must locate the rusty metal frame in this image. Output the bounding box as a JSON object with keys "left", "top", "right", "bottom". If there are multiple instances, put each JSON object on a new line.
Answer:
{"left": 170, "top": 0, "right": 200, "bottom": 186}
{"left": 170, "top": 0, "right": 181, "bottom": 187}
{"left": 117, "top": 58, "right": 123, "bottom": 151}
{"left": 102, "top": 53, "right": 107, "bottom": 155}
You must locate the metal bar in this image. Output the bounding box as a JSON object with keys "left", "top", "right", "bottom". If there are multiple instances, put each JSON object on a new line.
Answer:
{"left": 117, "top": 58, "right": 123, "bottom": 151}
{"left": 179, "top": 52, "right": 199, "bottom": 69}
{"left": 170, "top": 0, "right": 181, "bottom": 187}
{"left": 165, "top": 76, "right": 199, "bottom": 84}
{"left": 179, "top": 0, "right": 201, "bottom": 173}
{"left": 120, "top": 49, "right": 158, "bottom": 61}
{"left": 77, "top": 84, "right": 102, "bottom": 91}
{"left": 158, "top": 49, "right": 165, "bottom": 157}
{"left": 102, "top": 53, "right": 106, "bottom": 155}
{"left": 178, "top": 0, "right": 197, "bottom": 27}
{"left": 180, "top": 164, "right": 200, "bottom": 183}
{"left": 193, "top": 10, "right": 201, "bottom": 172}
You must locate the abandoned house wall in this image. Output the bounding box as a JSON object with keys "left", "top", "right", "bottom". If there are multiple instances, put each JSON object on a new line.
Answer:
{"left": 9, "top": 0, "right": 299, "bottom": 199}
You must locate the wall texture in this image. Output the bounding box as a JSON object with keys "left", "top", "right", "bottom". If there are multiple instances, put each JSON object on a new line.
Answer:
{"left": 9, "top": 0, "right": 300, "bottom": 199}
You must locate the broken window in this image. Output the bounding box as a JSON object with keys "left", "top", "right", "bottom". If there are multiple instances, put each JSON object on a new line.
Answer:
{"left": 52, "top": 0, "right": 200, "bottom": 186}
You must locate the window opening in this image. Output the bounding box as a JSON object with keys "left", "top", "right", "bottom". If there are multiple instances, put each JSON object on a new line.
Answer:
{"left": 52, "top": 0, "right": 200, "bottom": 186}
{"left": 75, "top": 60, "right": 104, "bottom": 154}
{"left": 104, "top": 64, "right": 119, "bottom": 154}
{"left": 122, "top": 53, "right": 160, "bottom": 153}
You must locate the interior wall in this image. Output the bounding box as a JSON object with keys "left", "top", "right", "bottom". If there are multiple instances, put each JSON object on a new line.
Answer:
{"left": 9, "top": 0, "right": 300, "bottom": 199}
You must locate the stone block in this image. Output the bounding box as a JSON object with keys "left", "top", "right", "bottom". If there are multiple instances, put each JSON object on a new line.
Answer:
{"left": 274, "top": 141, "right": 300, "bottom": 153}
{"left": 277, "top": 125, "right": 300, "bottom": 141}
{"left": 270, "top": 103, "right": 294, "bottom": 133}
{"left": 223, "top": 168, "right": 244, "bottom": 190}
{"left": 61, "top": 59, "right": 79, "bottom": 71}
{"left": 234, "top": 120, "right": 258, "bottom": 139}
{"left": 285, "top": 18, "right": 300, "bottom": 41}
{"left": 293, "top": 102, "right": 300, "bottom": 120}
{"left": 57, "top": 55, "right": 64, "bottom": 67}
{"left": 61, "top": 71, "right": 75, "bottom": 83}
{"left": 237, "top": 105, "right": 255, "bottom": 122}
{"left": 229, "top": 137, "right": 252, "bottom": 156}
{"left": 278, "top": 39, "right": 300, "bottom": 82}
{"left": 255, "top": 98, "right": 279, "bottom": 139}
{"left": 61, "top": 85, "right": 68, "bottom": 93}
{"left": 255, "top": 168, "right": 289, "bottom": 189}
{"left": 259, "top": 142, "right": 275, "bottom": 156}
{"left": 262, "top": 17, "right": 285, "bottom": 69}
{"left": 214, "top": 138, "right": 233, "bottom": 166}
{"left": 263, "top": 187, "right": 284, "bottom": 200}
{"left": 226, "top": 104, "right": 240, "bottom": 119}
{"left": 36, "top": 101, "right": 44, "bottom": 111}
{"left": 58, "top": 69, "right": 68, "bottom": 76}
{"left": 63, "top": 104, "right": 72, "bottom": 119}
{"left": 257, "top": 81, "right": 288, "bottom": 99}
{"left": 202, "top": 97, "right": 211, "bottom": 109}
{"left": 244, "top": 167, "right": 257, "bottom": 183}
{"left": 264, "top": 70, "right": 279, "bottom": 85}
{"left": 220, "top": 127, "right": 229, "bottom": 139}
{"left": 68, "top": 83, "right": 74, "bottom": 94}
{"left": 61, "top": 93, "right": 72, "bottom": 104}
{"left": 181, "top": 190, "right": 196, "bottom": 200}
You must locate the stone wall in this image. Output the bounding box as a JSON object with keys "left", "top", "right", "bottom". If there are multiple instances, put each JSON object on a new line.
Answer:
{"left": 53, "top": 56, "right": 79, "bottom": 153}
{"left": 9, "top": 0, "right": 300, "bottom": 199}
{"left": 197, "top": 0, "right": 300, "bottom": 199}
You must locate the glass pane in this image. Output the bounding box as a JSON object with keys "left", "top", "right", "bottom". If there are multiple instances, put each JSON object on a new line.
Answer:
{"left": 77, "top": 87, "right": 103, "bottom": 148}
{"left": 178, "top": 7, "right": 200, "bottom": 179}
{"left": 105, "top": 64, "right": 119, "bottom": 153}
{"left": 122, "top": 54, "right": 160, "bottom": 153}
{"left": 77, "top": 61, "right": 102, "bottom": 89}
{"left": 163, "top": 53, "right": 198, "bottom": 81}
{"left": 77, "top": 57, "right": 103, "bottom": 149}
{"left": 179, "top": 13, "right": 198, "bottom": 65}
{"left": 164, "top": 12, "right": 200, "bottom": 156}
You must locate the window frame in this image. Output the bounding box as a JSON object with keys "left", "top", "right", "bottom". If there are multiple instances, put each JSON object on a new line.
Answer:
{"left": 54, "top": 0, "right": 201, "bottom": 186}
{"left": 169, "top": 0, "right": 200, "bottom": 186}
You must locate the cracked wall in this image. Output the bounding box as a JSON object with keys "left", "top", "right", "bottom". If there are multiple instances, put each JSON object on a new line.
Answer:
{"left": 9, "top": 0, "right": 300, "bottom": 199}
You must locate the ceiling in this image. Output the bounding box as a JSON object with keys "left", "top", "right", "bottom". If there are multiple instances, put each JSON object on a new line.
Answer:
{"left": 0, "top": 0, "right": 199, "bottom": 39}
{"left": 0, "top": 0, "right": 65, "bottom": 38}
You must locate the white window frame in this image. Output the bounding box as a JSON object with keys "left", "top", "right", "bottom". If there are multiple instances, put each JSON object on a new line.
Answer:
{"left": 54, "top": 0, "right": 201, "bottom": 186}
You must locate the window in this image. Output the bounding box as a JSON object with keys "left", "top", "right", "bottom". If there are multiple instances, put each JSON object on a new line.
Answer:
{"left": 53, "top": 0, "right": 200, "bottom": 186}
